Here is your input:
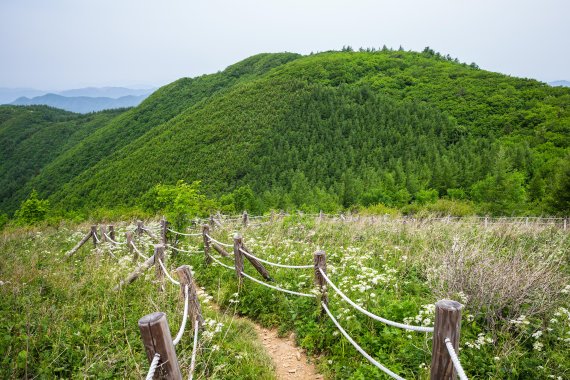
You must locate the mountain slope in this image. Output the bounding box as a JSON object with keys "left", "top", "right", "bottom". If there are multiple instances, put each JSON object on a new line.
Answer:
{"left": 2, "top": 50, "right": 569, "bottom": 216}
{"left": 0, "top": 52, "right": 301, "bottom": 213}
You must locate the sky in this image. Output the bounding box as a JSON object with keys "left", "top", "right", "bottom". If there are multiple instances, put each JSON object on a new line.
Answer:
{"left": 0, "top": 0, "right": 568, "bottom": 90}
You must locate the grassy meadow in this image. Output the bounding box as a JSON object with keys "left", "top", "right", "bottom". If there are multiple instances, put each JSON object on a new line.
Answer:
{"left": 1, "top": 216, "right": 569, "bottom": 379}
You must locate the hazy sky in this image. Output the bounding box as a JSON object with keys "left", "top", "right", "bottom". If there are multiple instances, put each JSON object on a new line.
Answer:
{"left": 1, "top": 0, "right": 568, "bottom": 90}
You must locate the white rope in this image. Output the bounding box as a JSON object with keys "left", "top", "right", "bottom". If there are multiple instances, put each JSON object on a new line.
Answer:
{"left": 167, "top": 228, "right": 202, "bottom": 237}
{"left": 210, "top": 255, "right": 236, "bottom": 271}
{"left": 93, "top": 233, "right": 101, "bottom": 244}
{"left": 169, "top": 245, "right": 201, "bottom": 254}
{"left": 205, "top": 234, "right": 234, "bottom": 248}
{"left": 445, "top": 338, "right": 468, "bottom": 380}
{"left": 146, "top": 353, "right": 160, "bottom": 380}
{"left": 240, "top": 271, "right": 316, "bottom": 298}
{"left": 239, "top": 248, "right": 313, "bottom": 269}
{"left": 188, "top": 320, "right": 199, "bottom": 380}
{"left": 157, "top": 258, "right": 181, "bottom": 286}
{"left": 131, "top": 241, "right": 149, "bottom": 260}
{"left": 173, "top": 285, "right": 189, "bottom": 345}
{"left": 103, "top": 233, "right": 127, "bottom": 245}
{"left": 322, "top": 303, "right": 405, "bottom": 380}
{"left": 319, "top": 269, "right": 433, "bottom": 332}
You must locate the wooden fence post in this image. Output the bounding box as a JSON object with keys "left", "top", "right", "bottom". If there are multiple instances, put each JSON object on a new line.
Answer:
{"left": 430, "top": 300, "right": 463, "bottom": 380}
{"left": 176, "top": 265, "right": 204, "bottom": 327}
{"left": 234, "top": 233, "right": 244, "bottom": 286}
{"left": 564, "top": 217, "right": 568, "bottom": 231}
{"left": 155, "top": 245, "right": 165, "bottom": 292}
{"left": 319, "top": 210, "right": 324, "bottom": 220}
{"left": 65, "top": 229, "right": 94, "bottom": 258}
{"left": 314, "top": 250, "right": 328, "bottom": 312}
{"left": 126, "top": 231, "right": 135, "bottom": 262}
{"left": 100, "top": 225, "right": 107, "bottom": 243}
{"left": 241, "top": 243, "right": 272, "bottom": 281}
{"left": 202, "top": 224, "right": 212, "bottom": 265}
{"left": 484, "top": 216, "right": 488, "bottom": 228}
{"left": 209, "top": 215, "right": 215, "bottom": 230}
{"left": 108, "top": 225, "right": 115, "bottom": 241}
{"left": 243, "top": 211, "right": 249, "bottom": 227}
{"left": 138, "top": 312, "right": 182, "bottom": 380}
{"left": 91, "top": 225, "right": 98, "bottom": 247}
{"left": 136, "top": 220, "right": 144, "bottom": 237}
{"left": 160, "top": 217, "right": 169, "bottom": 246}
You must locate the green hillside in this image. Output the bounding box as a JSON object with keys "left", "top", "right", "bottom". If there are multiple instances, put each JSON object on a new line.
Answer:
{"left": 2, "top": 49, "right": 570, "bottom": 218}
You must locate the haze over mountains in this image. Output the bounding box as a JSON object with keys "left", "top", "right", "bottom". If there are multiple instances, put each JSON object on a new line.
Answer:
{"left": 1, "top": 86, "right": 155, "bottom": 113}
{"left": 1, "top": 50, "right": 569, "bottom": 218}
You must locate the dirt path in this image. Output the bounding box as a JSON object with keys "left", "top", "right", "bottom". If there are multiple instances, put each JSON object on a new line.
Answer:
{"left": 253, "top": 324, "right": 323, "bottom": 380}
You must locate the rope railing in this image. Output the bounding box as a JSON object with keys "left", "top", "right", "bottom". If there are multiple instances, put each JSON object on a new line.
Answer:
{"left": 205, "top": 234, "right": 234, "bottom": 248}
{"left": 241, "top": 271, "right": 316, "bottom": 298}
{"left": 93, "top": 233, "right": 101, "bottom": 244}
{"left": 188, "top": 320, "right": 200, "bottom": 380}
{"left": 157, "top": 258, "right": 181, "bottom": 286}
{"left": 319, "top": 268, "right": 433, "bottom": 333}
{"left": 210, "top": 255, "right": 236, "bottom": 271}
{"left": 239, "top": 247, "right": 313, "bottom": 269}
{"left": 167, "top": 228, "right": 202, "bottom": 237}
{"left": 445, "top": 338, "right": 468, "bottom": 380}
{"left": 131, "top": 241, "right": 149, "bottom": 260}
{"left": 103, "top": 233, "right": 127, "bottom": 245}
{"left": 322, "top": 303, "right": 405, "bottom": 380}
{"left": 172, "top": 285, "right": 189, "bottom": 345}
{"left": 168, "top": 245, "right": 201, "bottom": 254}
{"left": 145, "top": 353, "right": 160, "bottom": 380}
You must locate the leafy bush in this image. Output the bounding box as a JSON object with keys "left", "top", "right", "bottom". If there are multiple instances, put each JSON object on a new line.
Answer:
{"left": 14, "top": 190, "right": 49, "bottom": 225}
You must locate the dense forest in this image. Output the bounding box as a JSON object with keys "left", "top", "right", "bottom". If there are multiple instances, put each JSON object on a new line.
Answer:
{"left": 1, "top": 48, "right": 569, "bottom": 223}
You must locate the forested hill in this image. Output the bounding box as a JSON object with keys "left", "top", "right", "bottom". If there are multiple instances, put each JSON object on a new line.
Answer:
{"left": 1, "top": 49, "right": 569, "bottom": 218}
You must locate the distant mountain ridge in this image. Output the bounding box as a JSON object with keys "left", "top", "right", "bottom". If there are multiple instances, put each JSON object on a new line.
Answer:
{"left": 549, "top": 80, "right": 570, "bottom": 87}
{"left": 11, "top": 93, "right": 150, "bottom": 113}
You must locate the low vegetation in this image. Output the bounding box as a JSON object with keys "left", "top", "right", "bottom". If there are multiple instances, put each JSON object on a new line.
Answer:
{"left": 1, "top": 216, "right": 568, "bottom": 379}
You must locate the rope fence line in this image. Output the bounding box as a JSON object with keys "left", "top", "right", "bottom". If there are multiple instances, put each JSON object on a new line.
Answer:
{"left": 167, "top": 228, "right": 202, "bottom": 237}
{"left": 322, "top": 303, "right": 405, "bottom": 380}
{"left": 145, "top": 353, "right": 160, "bottom": 380}
{"left": 319, "top": 268, "right": 434, "bottom": 333}
{"left": 168, "top": 245, "right": 202, "bottom": 254}
{"left": 157, "top": 258, "right": 181, "bottom": 286}
{"left": 239, "top": 247, "right": 313, "bottom": 269}
{"left": 131, "top": 241, "right": 149, "bottom": 260}
{"left": 241, "top": 271, "right": 316, "bottom": 298}
{"left": 205, "top": 234, "right": 233, "bottom": 248}
{"left": 210, "top": 255, "right": 236, "bottom": 271}
{"left": 103, "top": 233, "right": 127, "bottom": 245}
{"left": 172, "top": 285, "right": 189, "bottom": 345}
{"left": 188, "top": 320, "right": 200, "bottom": 380}
{"left": 445, "top": 338, "right": 469, "bottom": 380}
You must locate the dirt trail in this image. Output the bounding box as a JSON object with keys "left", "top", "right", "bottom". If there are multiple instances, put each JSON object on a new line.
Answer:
{"left": 253, "top": 324, "right": 323, "bottom": 380}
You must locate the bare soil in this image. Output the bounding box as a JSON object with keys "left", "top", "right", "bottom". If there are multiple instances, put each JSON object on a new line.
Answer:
{"left": 253, "top": 324, "right": 323, "bottom": 380}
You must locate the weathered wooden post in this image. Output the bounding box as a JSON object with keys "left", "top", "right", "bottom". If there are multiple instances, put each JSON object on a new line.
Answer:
{"left": 319, "top": 210, "right": 324, "bottom": 220}
{"left": 484, "top": 216, "right": 488, "bottom": 228}
{"left": 155, "top": 245, "right": 165, "bottom": 292}
{"left": 202, "top": 224, "right": 212, "bottom": 264}
{"left": 160, "top": 217, "right": 169, "bottom": 246}
{"left": 136, "top": 220, "right": 144, "bottom": 237}
{"left": 91, "top": 225, "right": 98, "bottom": 247}
{"left": 176, "top": 265, "right": 204, "bottom": 327}
{"left": 243, "top": 211, "right": 249, "bottom": 227}
{"left": 430, "top": 300, "right": 463, "bottom": 380}
{"left": 314, "top": 250, "right": 328, "bottom": 312}
{"left": 138, "top": 312, "right": 182, "bottom": 380}
{"left": 65, "top": 228, "right": 94, "bottom": 258}
{"left": 564, "top": 217, "right": 568, "bottom": 231}
{"left": 126, "top": 231, "right": 135, "bottom": 262}
{"left": 234, "top": 233, "right": 244, "bottom": 286}
{"left": 108, "top": 225, "right": 115, "bottom": 242}
{"left": 209, "top": 215, "right": 215, "bottom": 230}
{"left": 100, "top": 225, "right": 107, "bottom": 242}
{"left": 270, "top": 210, "right": 275, "bottom": 222}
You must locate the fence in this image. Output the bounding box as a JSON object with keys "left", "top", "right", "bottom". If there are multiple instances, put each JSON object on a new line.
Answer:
{"left": 65, "top": 212, "right": 568, "bottom": 379}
